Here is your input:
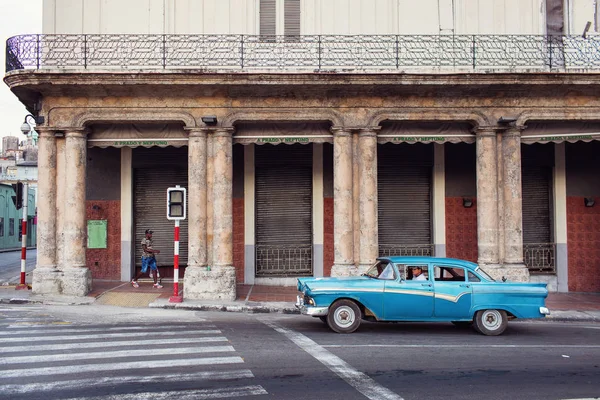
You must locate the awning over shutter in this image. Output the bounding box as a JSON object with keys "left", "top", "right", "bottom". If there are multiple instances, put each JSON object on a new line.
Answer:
{"left": 522, "top": 122, "right": 600, "bottom": 144}
{"left": 233, "top": 122, "right": 332, "bottom": 145}
{"left": 378, "top": 122, "right": 475, "bottom": 144}
{"left": 88, "top": 123, "right": 187, "bottom": 148}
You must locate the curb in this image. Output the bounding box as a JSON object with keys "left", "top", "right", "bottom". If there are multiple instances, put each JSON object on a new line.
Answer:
{"left": 149, "top": 300, "right": 300, "bottom": 314}
{"left": 0, "top": 296, "right": 94, "bottom": 306}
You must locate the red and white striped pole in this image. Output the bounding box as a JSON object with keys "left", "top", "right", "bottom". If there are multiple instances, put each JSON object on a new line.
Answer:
{"left": 169, "top": 219, "right": 183, "bottom": 303}
{"left": 16, "top": 182, "right": 29, "bottom": 290}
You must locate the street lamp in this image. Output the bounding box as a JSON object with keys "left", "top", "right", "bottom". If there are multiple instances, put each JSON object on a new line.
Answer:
{"left": 20, "top": 114, "right": 44, "bottom": 135}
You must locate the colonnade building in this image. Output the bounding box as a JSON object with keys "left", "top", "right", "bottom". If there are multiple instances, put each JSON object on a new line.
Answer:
{"left": 5, "top": 0, "right": 600, "bottom": 298}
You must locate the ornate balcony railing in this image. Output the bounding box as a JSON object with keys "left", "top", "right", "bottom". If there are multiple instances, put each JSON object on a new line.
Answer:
{"left": 256, "top": 244, "right": 312, "bottom": 277}
{"left": 6, "top": 34, "right": 600, "bottom": 73}
{"left": 379, "top": 244, "right": 434, "bottom": 257}
{"left": 524, "top": 243, "right": 556, "bottom": 274}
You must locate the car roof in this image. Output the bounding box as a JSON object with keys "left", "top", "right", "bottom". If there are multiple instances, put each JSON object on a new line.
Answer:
{"left": 378, "top": 256, "right": 479, "bottom": 269}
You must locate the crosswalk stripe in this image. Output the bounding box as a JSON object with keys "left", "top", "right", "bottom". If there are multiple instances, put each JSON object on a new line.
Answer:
{"left": 0, "top": 329, "right": 222, "bottom": 343}
{"left": 0, "top": 345, "right": 235, "bottom": 364}
{"left": 0, "top": 336, "right": 228, "bottom": 354}
{"left": 0, "top": 356, "right": 244, "bottom": 378}
{"left": 62, "top": 385, "right": 268, "bottom": 400}
{"left": 0, "top": 370, "right": 255, "bottom": 395}
{"left": 0, "top": 325, "right": 217, "bottom": 335}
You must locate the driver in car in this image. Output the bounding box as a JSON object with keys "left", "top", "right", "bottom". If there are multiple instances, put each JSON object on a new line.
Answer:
{"left": 411, "top": 266, "right": 427, "bottom": 281}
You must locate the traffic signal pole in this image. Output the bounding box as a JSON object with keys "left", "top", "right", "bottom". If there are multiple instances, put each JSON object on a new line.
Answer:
{"left": 169, "top": 219, "right": 182, "bottom": 303}
{"left": 167, "top": 185, "right": 186, "bottom": 303}
{"left": 15, "top": 182, "right": 29, "bottom": 290}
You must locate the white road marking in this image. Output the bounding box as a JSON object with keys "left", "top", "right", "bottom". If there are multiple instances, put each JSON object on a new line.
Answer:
{"left": 62, "top": 385, "right": 268, "bottom": 400}
{"left": 0, "top": 345, "right": 235, "bottom": 364}
{"left": 0, "top": 356, "right": 244, "bottom": 378}
{"left": 323, "top": 344, "right": 600, "bottom": 349}
{"left": 261, "top": 319, "right": 404, "bottom": 400}
{"left": 0, "top": 370, "right": 255, "bottom": 395}
{"left": 0, "top": 329, "right": 221, "bottom": 343}
{"left": 0, "top": 336, "right": 228, "bottom": 354}
{"left": 0, "top": 325, "right": 215, "bottom": 335}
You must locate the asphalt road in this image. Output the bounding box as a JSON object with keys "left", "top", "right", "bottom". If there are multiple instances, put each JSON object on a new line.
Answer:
{"left": 0, "top": 249, "right": 36, "bottom": 284}
{"left": 0, "top": 304, "right": 598, "bottom": 400}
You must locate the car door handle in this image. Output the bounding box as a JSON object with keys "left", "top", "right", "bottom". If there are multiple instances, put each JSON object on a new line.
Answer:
{"left": 459, "top": 284, "right": 470, "bottom": 288}
{"left": 421, "top": 283, "right": 432, "bottom": 287}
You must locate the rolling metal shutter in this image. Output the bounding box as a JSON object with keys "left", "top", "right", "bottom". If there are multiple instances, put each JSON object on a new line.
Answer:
{"left": 255, "top": 144, "right": 312, "bottom": 276}
{"left": 522, "top": 166, "right": 552, "bottom": 244}
{"left": 133, "top": 147, "right": 188, "bottom": 270}
{"left": 378, "top": 144, "right": 433, "bottom": 256}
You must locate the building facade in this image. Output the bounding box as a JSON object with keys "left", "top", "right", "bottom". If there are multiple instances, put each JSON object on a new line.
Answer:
{"left": 4, "top": 0, "right": 600, "bottom": 298}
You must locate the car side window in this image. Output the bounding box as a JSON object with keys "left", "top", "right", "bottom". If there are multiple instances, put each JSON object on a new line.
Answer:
{"left": 399, "top": 265, "right": 429, "bottom": 281}
{"left": 434, "top": 266, "right": 466, "bottom": 282}
{"left": 468, "top": 271, "right": 481, "bottom": 282}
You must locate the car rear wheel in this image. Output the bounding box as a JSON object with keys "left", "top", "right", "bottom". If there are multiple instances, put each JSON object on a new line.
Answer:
{"left": 473, "top": 309, "right": 508, "bottom": 336}
{"left": 327, "top": 299, "right": 361, "bottom": 333}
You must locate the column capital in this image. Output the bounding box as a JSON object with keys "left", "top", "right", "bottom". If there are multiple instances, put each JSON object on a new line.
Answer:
{"left": 64, "top": 128, "right": 89, "bottom": 139}
{"left": 501, "top": 125, "right": 526, "bottom": 138}
{"left": 35, "top": 127, "right": 60, "bottom": 137}
{"left": 475, "top": 126, "right": 502, "bottom": 137}
{"left": 331, "top": 127, "right": 352, "bottom": 137}
{"left": 185, "top": 127, "right": 208, "bottom": 138}
{"left": 358, "top": 127, "right": 381, "bottom": 137}
{"left": 210, "top": 127, "right": 235, "bottom": 138}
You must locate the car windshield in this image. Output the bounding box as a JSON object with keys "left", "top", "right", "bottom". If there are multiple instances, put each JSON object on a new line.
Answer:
{"left": 363, "top": 261, "right": 395, "bottom": 280}
{"left": 475, "top": 267, "right": 495, "bottom": 281}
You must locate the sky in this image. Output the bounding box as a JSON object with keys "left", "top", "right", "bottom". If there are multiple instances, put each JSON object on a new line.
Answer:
{"left": 0, "top": 0, "right": 43, "bottom": 142}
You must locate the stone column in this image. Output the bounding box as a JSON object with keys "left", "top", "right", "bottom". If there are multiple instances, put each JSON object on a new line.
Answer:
{"left": 330, "top": 127, "right": 356, "bottom": 276}
{"left": 184, "top": 127, "right": 235, "bottom": 301}
{"left": 358, "top": 128, "right": 379, "bottom": 271}
{"left": 62, "top": 129, "right": 92, "bottom": 296}
{"left": 500, "top": 125, "right": 529, "bottom": 282}
{"left": 32, "top": 128, "right": 62, "bottom": 295}
{"left": 185, "top": 128, "right": 208, "bottom": 268}
{"left": 475, "top": 127, "right": 500, "bottom": 267}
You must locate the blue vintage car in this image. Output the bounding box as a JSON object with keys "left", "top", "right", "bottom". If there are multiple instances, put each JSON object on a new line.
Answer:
{"left": 296, "top": 256, "right": 550, "bottom": 335}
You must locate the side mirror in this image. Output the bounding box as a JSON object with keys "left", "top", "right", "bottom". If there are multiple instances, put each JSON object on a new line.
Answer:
{"left": 502, "top": 276, "right": 507, "bottom": 282}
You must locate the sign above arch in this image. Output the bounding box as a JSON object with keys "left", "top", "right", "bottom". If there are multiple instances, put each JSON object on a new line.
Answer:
{"left": 233, "top": 122, "right": 333, "bottom": 145}
{"left": 377, "top": 122, "right": 475, "bottom": 144}
{"left": 522, "top": 122, "right": 600, "bottom": 144}
{"left": 87, "top": 123, "right": 188, "bottom": 148}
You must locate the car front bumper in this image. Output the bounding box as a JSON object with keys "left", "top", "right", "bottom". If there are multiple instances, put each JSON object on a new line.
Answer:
{"left": 296, "top": 295, "right": 329, "bottom": 317}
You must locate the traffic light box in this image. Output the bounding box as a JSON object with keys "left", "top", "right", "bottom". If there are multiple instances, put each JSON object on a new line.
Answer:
{"left": 11, "top": 183, "right": 23, "bottom": 210}
{"left": 167, "top": 186, "right": 186, "bottom": 221}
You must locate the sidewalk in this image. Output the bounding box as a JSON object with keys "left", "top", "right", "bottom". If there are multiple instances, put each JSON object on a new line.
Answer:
{"left": 1, "top": 280, "right": 599, "bottom": 322}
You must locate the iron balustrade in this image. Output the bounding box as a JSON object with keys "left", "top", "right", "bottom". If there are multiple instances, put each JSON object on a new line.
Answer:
{"left": 255, "top": 244, "right": 312, "bottom": 277}
{"left": 524, "top": 243, "right": 556, "bottom": 274}
{"left": 379, "top": 244, "right": 434, "bottom": 257}
{"left": 6, "top": 34, "right": 600, "bottom": 73}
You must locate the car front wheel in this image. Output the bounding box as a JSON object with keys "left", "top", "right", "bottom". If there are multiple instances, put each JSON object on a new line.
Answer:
{"left": 327, "top": 299, "right": 361, "bottom": 333}
{"left": 473, "top": 309, "right": 508, "bottom": 336}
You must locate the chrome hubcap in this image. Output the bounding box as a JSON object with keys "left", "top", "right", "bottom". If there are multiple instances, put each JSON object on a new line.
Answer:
{"left": 333, "top": 306, "right": 355, "bottom": 327}
{"left": 482, "top": 310, "right": 502, "bottom": 330}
